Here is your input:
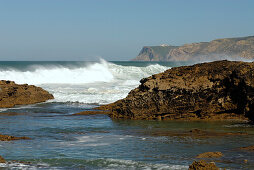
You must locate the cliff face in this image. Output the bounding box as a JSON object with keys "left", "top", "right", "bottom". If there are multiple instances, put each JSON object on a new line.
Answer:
{"left": 0, "top": 80, "right": 54, "bottom": 108}
{"left": 101, "top": 60, "right": 254, "bottom": 122}
{"left": 133, "top": 36, "right": 254, "bottom": 61}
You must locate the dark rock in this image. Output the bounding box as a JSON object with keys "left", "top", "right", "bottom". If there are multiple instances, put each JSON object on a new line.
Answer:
{"left": 99, "top": 60, "right": 254, "bottom": 121}
{"left": 0, "top": 80, "right": 54, "bottom": 108}
{"left": 189, "top": 160, "right": 219, "bottom": 170}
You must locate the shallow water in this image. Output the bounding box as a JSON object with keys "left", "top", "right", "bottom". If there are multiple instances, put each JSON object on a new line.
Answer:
{"left": 0, "top": 61, "right": 254, "bottom": 169}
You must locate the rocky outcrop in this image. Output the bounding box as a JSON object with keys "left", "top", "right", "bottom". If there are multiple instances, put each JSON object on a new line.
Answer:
{"left": 189, "top": 160, "right": 219, "bottom": 170}
{"left": 0, "top": 80, "right": 54, "bottom": 108}
{"left": 0, "top": 134, "right": 30, "bottom": 141}
{"left": 133, "top": 36, "right": 254, "bottom": 61}
{"left": 99, "top": 60, "right": 254, "bottom": 122}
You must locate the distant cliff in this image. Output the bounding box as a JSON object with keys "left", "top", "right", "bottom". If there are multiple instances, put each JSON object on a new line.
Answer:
{"left": 133, "top": 36, "right": 254, "bottom": 61}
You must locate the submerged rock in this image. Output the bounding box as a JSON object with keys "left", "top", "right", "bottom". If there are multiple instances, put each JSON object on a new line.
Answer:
{"left": 147, "top": 129, "right": 247, "bottom": 138}
{"left": 0, "top": 134, "right": 31, "bottom": 141}
{"left": 100, "top": 60, "right": 254, "bottom": 121}
{"left": 239, "top": 145, "right": 254, "bottom": 151}
{"left": 0, "top": 80, "right": 54, "bottom": 108}
{"left": 189, "top": 160, "right": 219, "bottom": 170}
{"left": 196, "top": 152, "right": 223, "bottom": 158}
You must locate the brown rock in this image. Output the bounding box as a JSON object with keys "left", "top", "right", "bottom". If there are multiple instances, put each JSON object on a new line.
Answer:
{"left": 0, "top": 155, "right": 5, "bottom": 163}
{"left": 196, "top": 152, "right": 223, "bottom": 158}
{"left": 0, "top": 134, "right": 31, "bottom": 141}
{"left": 0, "top": 112, "right": 25, "bottom": 116}
{"left": 189, "top": 160, "right": 219, "bottom": 170}
{"left": 100, "top": 60, "right": 254, "bottom": 122}
{"left": 0, "top": 80, "right": 54, "bottom": 108}
{"left": 239, "top": 145, "right": 254, "bottom": 151}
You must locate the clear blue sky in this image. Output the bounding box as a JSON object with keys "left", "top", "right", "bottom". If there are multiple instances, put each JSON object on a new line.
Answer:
{"left": 0, "top": 0, "right": 254, "bottom": 61}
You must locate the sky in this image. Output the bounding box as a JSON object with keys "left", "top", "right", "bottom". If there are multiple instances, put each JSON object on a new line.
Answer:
{"left": 0, "top": 0, "right": 254, "bottom": 61}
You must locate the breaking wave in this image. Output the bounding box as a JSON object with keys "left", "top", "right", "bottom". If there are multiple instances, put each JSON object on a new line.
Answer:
{"left": 0, "top": 59, "right": 170, "bottom": 104}
{"left": 0, "top": 59, "right": 168, "bottom": 85}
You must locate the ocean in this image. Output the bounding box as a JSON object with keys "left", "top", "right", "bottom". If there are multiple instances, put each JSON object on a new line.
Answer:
{"left": 0, "top": 60, "right": 253, "bottom": 169}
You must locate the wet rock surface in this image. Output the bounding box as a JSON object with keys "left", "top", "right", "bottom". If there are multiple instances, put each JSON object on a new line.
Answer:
{"left": 0, "top": 134, "right": 31, "bottom": 141}
{"left": 0, "top": 80, "right": 54, "bottom": 108}
{"left": 100, "top": 60, "right": 254, "bottom": 121}
{"left": 189, "top": 160, "right": 219, "bottom": 170}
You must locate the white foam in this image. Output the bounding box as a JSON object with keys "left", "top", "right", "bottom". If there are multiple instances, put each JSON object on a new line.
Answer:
{"left": 0, "top": 59, "right": 170, "bottom": 104}
{"left": 0, "top": 59, "right": 114, "bottom": 84}
{"left": 0, "top": 162, "right": 51, "bottom": 169}
{"left": 95, "top": 158, "right": 188, "bottom": 170}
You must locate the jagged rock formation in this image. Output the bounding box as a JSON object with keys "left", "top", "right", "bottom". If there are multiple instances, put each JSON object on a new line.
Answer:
{"left": 133, "top": 36, "right": 254, "bottom": 61}
{"left": 0, "top": 80, "right": 54, "bottom": 108}
{"left": 99, "top": 60, "right": 254, "bottom": 122}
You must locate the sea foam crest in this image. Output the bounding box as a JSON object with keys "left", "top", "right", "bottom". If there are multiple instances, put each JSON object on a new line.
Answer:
{"left": 0, "top": 59, "right": 170, "bottom": 104}
{"left": 0, "top": 59, "right": 114, "bottom": 84}
{"left": 0, "top": 59, "right": 169, "bottom": 85}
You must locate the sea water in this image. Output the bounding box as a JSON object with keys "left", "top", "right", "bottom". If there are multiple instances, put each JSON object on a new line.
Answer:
{"left": 0, "top": 60, "right": 253, "bottom": 169}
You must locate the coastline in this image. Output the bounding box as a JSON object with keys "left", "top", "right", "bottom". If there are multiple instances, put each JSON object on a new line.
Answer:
{"left": 0, "top": 60, "right": 254, "bottom": 169}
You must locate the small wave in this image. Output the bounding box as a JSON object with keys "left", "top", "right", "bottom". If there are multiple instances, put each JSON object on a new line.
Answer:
{"left": 0, "top": 162, "right": 51, "bottom": 169}
{"left": 60, "top": 134, "right": 135, "bottom": 147}
{"left": 15, "top": 158, "right": 188, "bottom": 170}
{"left": 224, "top": 123, "right": 254, "bottom": 128}
{"left": 86, "top": 158, "right": 188, "bottom": 170}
